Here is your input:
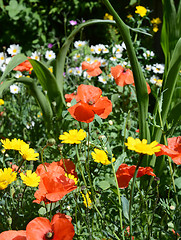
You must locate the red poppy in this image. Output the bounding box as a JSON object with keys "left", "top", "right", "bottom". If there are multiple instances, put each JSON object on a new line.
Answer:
{"left": 0, "top": 230, "right": 26, "bottom": 240}
{"left": 13, "top": 57, "right": 33, "bottom": 73}
{"left": 26, "top": 213, "right": 75, "bottom": 240}
{"left": 67, "top": 84, "right": 112, "bottom": 123}
{"left": 34, "top": 162, "right": 77, "bottom": 204}
{"left": 82, "top": 61, "right": 102, "bottom": 76}
{"left": 172, "top": 229, "right": 180, "bottom": 237}
{"left": 59, "top": 159, "right": 78, "bottom": 178}
{"left": 65, "top": 92, "right": 79, "bottom": 103}
{"left": 125, "top": 226, "right": 135, "bottom": 239}
{"left": 116, "top": 163, "right": 156, "bottom": 188}
{"left": 155, "top": 136, "right": 181, "bottom": 165}
{"left": 111, "top": 65, "right": 134, "bottom": 87}
{"left": 132, "top": 82, "right": 151, "bottom": 94}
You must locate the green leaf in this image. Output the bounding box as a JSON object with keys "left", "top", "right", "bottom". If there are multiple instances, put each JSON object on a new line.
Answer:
{"left": 0, "top": 77, "right": 53, "bottom": 130}
{"left": 121, "top": 195, "right": 129, "bottom": 220}
{"left": 167, "top": 100, "right": 181, "bottom": 124}
{"left": 97, "top": 180, "right": 110, "bottom": 190}
{"left": 28, "top": 59, "right": 65, "bottom": 118}
{"left": 175, "top": 177, "right": 181, "bottom": 189}
{"left": 0, "top": 54, "right": 27, "bottom": 82}
{"left": 114, "top": 152, "right": 127, "bottom": 172}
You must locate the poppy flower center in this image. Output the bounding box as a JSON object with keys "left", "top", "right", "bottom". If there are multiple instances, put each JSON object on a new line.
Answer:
{"left": 123, "top": 68, "right": 127, "bottom": 73}
{"left": 45, "top": 231, "right": 54, "bottom": 239}
{"left": 88, "top": 100, "right": 95, "bottom": 105}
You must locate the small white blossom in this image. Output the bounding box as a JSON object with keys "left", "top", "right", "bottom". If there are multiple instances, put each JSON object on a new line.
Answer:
{"left": 74, "top": 40, "right": 87, "bottom": 49}
{"left": 7, "top": 44, "right": 20, "bottom": 56}
{"left": 152, "top": 63, "right": 164, "bottom": 74}
{"left": 10, "top": 84, "right": 20, "bottom": 94}
{"left": 145, "top": 65, "right": 152, "bottom": 71}
{"left": 15, "top": 71, "right": 23, "bottom": 78}
{"left": 98, "top": 76, "right": 107, "bottom": 84}
{"left": 0, "top": 52, "right": 6, "bottom": 66}
{"left": 31, "top": 51, "right": 40, "bottom": 61}
{"left": 45, "top": 50, "right": 56, "bottom": 60}
{"left": 143, "top": 50, "right": 154, "bottom": 59}
{"left": 73, "top": 53, "right": 81, "bottom": 60}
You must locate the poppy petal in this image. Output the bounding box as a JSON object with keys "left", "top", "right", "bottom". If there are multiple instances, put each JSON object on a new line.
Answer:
{"left": 111, "top": 65, "right": 123, "bottom": 79}
{"left": 87, "top": 67, "right": 102, "bottom": 77}
{"left": 68, "top": 102, "right": 95, "bottom": 123}
{"left": 26, "top": 217, "right": 52, "bottom": 240}
{"left": 77, "top": 84, "right": 102, "bottom": 103}
{"left": 172, "top": 155, "right": 181, "bottom": 165}
{"left": 0, "top": 230, "right": 26, "bottom": 240}
{"left": 51, "top": 213, "right": 75, "bottom": 240}
{"left": 93, "top": 97, "right": 112, "bottom": 119}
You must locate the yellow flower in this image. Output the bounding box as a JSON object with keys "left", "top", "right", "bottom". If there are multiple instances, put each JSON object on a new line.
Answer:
{"left": 104, "top": 13, "right": 113, "bottom": 20}
{"left": 59, "top": 129, "right": 86, "bottom": 144}
{"left": 125, "top": 137, "right": 161, "bottom": 155}
{"left": 0, "top": 99, "right": 4, "bottom": 105}
{"left": 127, "top": 14, "right": 133, "bottom": 19}
{"left": 135, "top": 6, "right": 147, "bottom": 17}
{"left": 65, "top": 173, "right": 78, "bottom": 185}
{"left": 153, "top": 25, "right": 159, "bottom": 32}
{"left": 20, "top": 170, "right": 40, "bottom": 187}
{"left": 48, "top": 67, "right": 53, "bottom": 73}
{"left": 151, "top": 18, "right": 161, "bottom": 25}
{"left": 81, "top": 191, "right": 92, "bottom": 208}
{"left": 19, "top": 144, "right": 39, "bottom": 161}
{"left": 11, "top": 138, "right": 28, "bottom": 151}
{"left": 0, "top": 168, "right": 17, "bottom": 190}
{"left": 91, "top": 148, "right": 115, "bottom": 165}
{"left": 156, "top": 79, "right": 163, "bottom": 87}
{"left": 1, "top": 138, "right": 28, "bottom": 151}
{"left": 1, "top": 139, "right": 12, "bottom": 150}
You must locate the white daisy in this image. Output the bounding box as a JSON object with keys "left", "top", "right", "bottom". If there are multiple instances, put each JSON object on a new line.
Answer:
{"left": 74, "top": 67, "right": 82, "bottom": 76}
{"left": 31, "top": 51, "right": 40, "bottom": 61}
{"left": 152, "top": 63, "right": 164, "bottom": 74}
{"left": 10, "top": 84, "right": 20, "bottom": 94}
{"left": 98, "top": 76, "right": 107, "bottom": 84}
{"left": 67, "top": 68, "right": 75, "bottom": 75}
{"left": 5, "top": 57, "right": 11, "bottom": 65}
{"left": 84, "top": 55, "right": 94, "bottom": 63}
{"left": 100, "top": 58, "right": 108, "bottom": 67}
{"left": 73, "top": 53, "right": 81, "bottom": 60}
{"left": 150, "top": 75, "right": 158, "bottom": 84}
{"left": 90, "top": 45, "right": 96, "bottom": 54}
{"left": 83, "top": 71, "right": 92, "bottom": 80}
{"left": 145, "top": 65, "right": 152, "bottom": 71}
{"left": 74, "top": 40, "right": 87, "bottom": 49}
{"left": 0, "top": 64, "right": 6, "bottom": 72}
{"left": 143, "top": 50, "right": 154, "bottom": 59}
{"left": 7, "top": 44, "right": 20, "bottom": 56}
{"left": 94, "top": 44, "right": 106, "bottom": 54}
{"left": 112, "top": 44, "right": 124, "bottom": 57}
{"left": 0, "top": 52, "right": 6, "bottom": 66}
{"left": 110, "top": 56, "right": 118, "bottom": 62}
{"left": 45, "top": 50, "right": 56, "bottom": 60}
{"left": 15, "top": 71, "right": 23, "bottom": 78}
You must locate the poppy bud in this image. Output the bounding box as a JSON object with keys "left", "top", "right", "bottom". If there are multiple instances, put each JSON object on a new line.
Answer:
{"left": 47, "top": 138, "right": 56, "bottom": 146}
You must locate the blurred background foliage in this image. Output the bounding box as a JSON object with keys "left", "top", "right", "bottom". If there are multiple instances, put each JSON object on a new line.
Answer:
{"left": 0, "top": 0, "right": 170, "bottom": 61}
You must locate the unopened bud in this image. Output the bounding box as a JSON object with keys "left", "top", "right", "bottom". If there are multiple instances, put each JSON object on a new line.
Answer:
{"left": 47, "top": 138, "right": 56, "bottom": 146}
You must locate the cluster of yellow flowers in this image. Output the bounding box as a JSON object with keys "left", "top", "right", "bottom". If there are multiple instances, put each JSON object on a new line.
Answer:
{"left": 151, "top": 17, "right": 162, "bottom": 32}
{"left": 1, "top": 138, "right": 39, "bottom": 161}
{"left": 0, "top": 138, "right": 40, "bottom": 190}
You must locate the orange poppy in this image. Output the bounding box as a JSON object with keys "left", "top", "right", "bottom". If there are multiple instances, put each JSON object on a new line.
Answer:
{"left": 132, "top": 82, "right": 151, "bottom": 94}
{"left": 34, "top": 162, "right": 77, "bottom": 204}
{"left": 0, "top": 230, "right": 26, "bottom": 240}
{"left": 13, "top": 57, "right": 32, "bottom": 73}
{"left": 116, "top": 163, "right": 156, "bottom": 188}
{"left": 111, "top": 65, "right": 134, "bottom": 87}
{"left": 65, "top": 92, "right": 79, "bottom": 103}
{"left": 67, "top": 84, "right": 112, "bottom": 123}
{"left": 26, "top": 213, "right": 75, "bottom": 240}
{"left": 82, "top": 61, "right": 102, "bottom": 76}
{"left": 155, "top": 136, "right": 181, "bottom": 165}
{"left": 59, "top": 159, "right": 78, "bottom": 178}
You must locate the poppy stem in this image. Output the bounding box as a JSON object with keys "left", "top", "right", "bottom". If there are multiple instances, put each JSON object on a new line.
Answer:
{"left": 111, "top": 157, "right": 125, "bottom": 240}
{"left": 129, "top": 154, "right": 143, "bottom": 239}
{"left": 86, "top": 123, "right": 95, "bottom": 198}
{"left": 158, "top": 107, "right": 179, "bottom": 206}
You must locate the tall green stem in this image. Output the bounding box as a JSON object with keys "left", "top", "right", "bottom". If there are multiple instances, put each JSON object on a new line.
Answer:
{"left": 102, "top": 0, "right": 150, "bottom": 142}
{"left": 129, "top": 154, "right": 143, "bottom": 239}
{"left": 111, "top": 158, "right": 125, "bottom": 240}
